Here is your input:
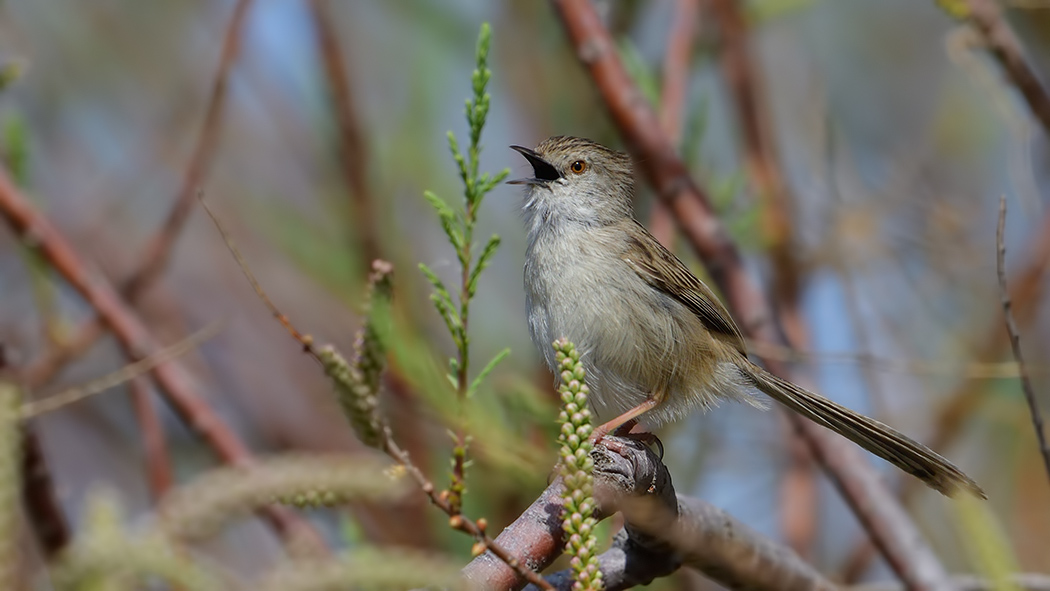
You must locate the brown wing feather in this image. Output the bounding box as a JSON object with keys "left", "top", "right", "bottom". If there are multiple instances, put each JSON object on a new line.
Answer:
{"left": 620, "top": 221, "right": 747, "bottom": 355}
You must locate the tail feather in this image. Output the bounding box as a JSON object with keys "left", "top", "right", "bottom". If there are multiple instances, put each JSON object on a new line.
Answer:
{"left": 742, "top": 361, "right": 986, "bottom": 499}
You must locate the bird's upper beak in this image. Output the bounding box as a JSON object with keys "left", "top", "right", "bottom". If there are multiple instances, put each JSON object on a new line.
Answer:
{"left": 507, "top": 145, "right": 562, "bottom": 185}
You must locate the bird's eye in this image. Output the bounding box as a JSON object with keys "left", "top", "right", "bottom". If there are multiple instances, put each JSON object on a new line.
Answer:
{"left": 570, "top": 160, "right": 587, "bottom": 174}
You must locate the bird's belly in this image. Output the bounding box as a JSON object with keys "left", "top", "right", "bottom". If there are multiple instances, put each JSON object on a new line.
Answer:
{"left": 525, "top": 241, "right": 730, "bottom": 426}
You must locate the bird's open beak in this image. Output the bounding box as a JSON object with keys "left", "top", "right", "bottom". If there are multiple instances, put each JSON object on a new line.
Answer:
{"left": 508, "top": 145, "right": 562, "bottom": 185}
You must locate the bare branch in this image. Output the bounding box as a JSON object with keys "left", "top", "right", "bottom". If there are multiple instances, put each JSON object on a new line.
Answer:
{"left": 472, "top": 436, "right": 834, "bottom": 591}
{"left": 0, "top": 166, "right": 326, "bottom": 554}
{"left": 996, "top": 195, "right": 1050, "bottom": 484}
{"left": 22, "top": 0, "right": 255, "bottom": 390}
{"left": 965, "top": 0, "right": 1050, "bottom": 138}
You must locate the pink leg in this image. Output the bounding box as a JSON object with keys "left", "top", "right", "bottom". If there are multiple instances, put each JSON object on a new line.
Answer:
{"left": 591, "top": 397, "right": 659, "bottom": 443}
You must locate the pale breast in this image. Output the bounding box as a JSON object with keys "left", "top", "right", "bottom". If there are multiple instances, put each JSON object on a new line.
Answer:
{"left": 524, "top": 224, "right": 724, "bottom": 423}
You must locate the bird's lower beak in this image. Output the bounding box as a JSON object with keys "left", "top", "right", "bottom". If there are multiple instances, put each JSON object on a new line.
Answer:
{"left": 508, "top": 145, "right": 561, "bottom": 185}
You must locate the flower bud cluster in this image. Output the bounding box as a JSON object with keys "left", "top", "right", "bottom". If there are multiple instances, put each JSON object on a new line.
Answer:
{"left": 553, "top": 339, "right": 603, "bottom": 591}
{"left": 320, "top": 261, "right": 393, "bottom": 448}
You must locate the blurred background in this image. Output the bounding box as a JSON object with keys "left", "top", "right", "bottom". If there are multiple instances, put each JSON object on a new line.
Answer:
{"left": 2, "top": 0, "right": 1049, "bottom": 588}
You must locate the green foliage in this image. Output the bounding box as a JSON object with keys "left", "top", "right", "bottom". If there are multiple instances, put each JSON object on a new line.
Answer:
{"left": 749, "top": 0, "right": 822, "bottom": 23}
{"left": 934, "top": 0, "right": 969, "bottom": 19}
{"left": 954, "top": 495, "right": 1022, "bottom": 591}
{"left": 53, "top": 485, "right": 458, "bottom": 591}
{"left": 319, "top": 261, "right": 394, "bottom": 448}
{"left": 259, "top": 201, "right": 362, "bottom": 300}
{"left": 54, "top": 492, "right": 224, "bottom": 591}
{"left": 0, "top": 382, "right": 20, "bottom": 591}
{"left": 618, "top": 39, "right": 659, "bottom": 108}
{"left": 420, "top": 21, "right": 511, "bottom": 513}
{"left": 0, "top": 61, "right": 24, "bottom": 94}
{"left": 256, "top": 547, "right": 463, "bottom": 591}
{"left": 158, "top": 454, "right": 408, "bottom": 542}
{"left": 3, "top": 116, "right": 27, "bottom": 184}
{"left": 554, "top": 340, "right": 603, "bottom": 591}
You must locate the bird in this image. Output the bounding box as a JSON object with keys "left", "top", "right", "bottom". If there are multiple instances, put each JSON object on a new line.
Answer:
{"left": 509, "top": 135, "right": 985, "bottom": 499}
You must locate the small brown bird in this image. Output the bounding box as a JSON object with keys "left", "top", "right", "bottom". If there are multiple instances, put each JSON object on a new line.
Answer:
{"left": 510, "top": 135, "right": 985, "bottom": 499}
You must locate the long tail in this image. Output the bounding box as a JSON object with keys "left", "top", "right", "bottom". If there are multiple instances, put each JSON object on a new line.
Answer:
{"left": 741, "top": 360, "right": 985, "bottom": 498}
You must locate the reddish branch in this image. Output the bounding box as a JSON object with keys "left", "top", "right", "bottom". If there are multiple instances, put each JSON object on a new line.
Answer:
{"left": 0, "top": 167, "right": 324, "bottom": 552}
{"left": 20, "top": 0, "right": 253, "bottom": 507}
{"left": 130, "top": 378, "right": 173, "bottom": 498}
{"left": 652, "top": 0, "right": 700, "bottom": 247}
{"left": 549, "top": 0, "right": 952, "bottom": 588}
{"left": 23, "top": 0, "right": 254, "bottom": 389}
{"left": 307, "top": 0, "right": 382, "bottom": 264}
{"left": 706, "top": 0, "right": 817, "bottom": 558}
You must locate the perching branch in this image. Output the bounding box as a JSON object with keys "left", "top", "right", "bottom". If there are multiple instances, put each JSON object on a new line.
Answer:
{"left": 548, "top": 1, "right": 953, "bottom": 588}
{"left": 996, "top": 195, "right": 1050, "bottom": 485}
{"left": 467, "top": 436, "right": 835, "bottom": 591}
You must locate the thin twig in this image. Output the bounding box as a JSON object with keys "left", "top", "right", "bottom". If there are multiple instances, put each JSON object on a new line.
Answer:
{"left": 21, "top": 324, "right": 220, "bottom": 419}
{"left": 930, "top": 204, "right": 1050, "bottom": 452}
{"left": 746, "top": 339, "right": 1040, "bottom": 379}
{"left": 0, "top": 166, "right": 325, "bottom": 552}
{"left": 549, "top": 1, "right": 952, "bottom": 588}
{"left": 996, "top": 195, "right": 1050, "bottom": 484}
{"left": 200, "top": 197, "right": 553, "bottom": 590}
{"left": 966, "top": 0, "right": 1050, "bottom": 137}
{"left": 22, "top": 0, "right": 255, "bottom": 391}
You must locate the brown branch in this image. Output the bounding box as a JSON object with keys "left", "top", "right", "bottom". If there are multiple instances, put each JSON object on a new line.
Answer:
{"left": 842, "top": 202, "right": 1050, "bottom": 586}
{"left": 706, "top": 0, "right": 817, "bottom": 558}
{"left": 0, "top": 167, "right": 325, "bottom": 553}
{"left": 708, "top": 0, "right": 799, "bottom": 309}
{"left": 22, "top": 0, "right": 254, "bottom": 391}
{"left": 996, "top": 195, "right": 1050, "bottom": 484}
{"left": 129, "top": 378, "right": 173, "bottom": 499}
{"left": 307, "top": 0, "right": 382, "bottom": 264}
{"left": 122, "top": 0, "right": 253, "bottom": 300}
{"left": 652, "top": 0, "right": 700, "bottom": 247}
{"left": 851, "top": 574, "right": 1050, "bottom": 591}
{"left": 21, "top": 424, "right": 68, "bottom": 558}
{"left": 930, "top": 204, "right": 1050, "bottom": 453}
{"left": 471, "top": 436, "right": 835, "bottom": 591}
{"left": 548, "top": 1, "right": 953, "bottom": 588}
{"left": 965, "top": 0, "right": 1050, "bottom": 138}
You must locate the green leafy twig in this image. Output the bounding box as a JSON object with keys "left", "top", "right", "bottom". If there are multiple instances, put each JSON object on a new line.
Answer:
{"left": 202, "top": 198, "right": 553, "bottom": 589}
{"left": 554, "top": 339, "right": 603, "bottom": 591}
{"left": 419, "top": 21, "right": 510, "bottom": 515}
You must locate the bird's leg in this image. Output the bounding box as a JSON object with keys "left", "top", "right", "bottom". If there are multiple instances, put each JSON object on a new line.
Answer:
{"left": 590, "top": 396, "right": 659, "bottom": 443}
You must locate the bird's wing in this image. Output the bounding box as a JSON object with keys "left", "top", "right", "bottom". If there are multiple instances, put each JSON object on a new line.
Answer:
{"left": 621, "top": 221, "right": 747, "bottom": 354}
